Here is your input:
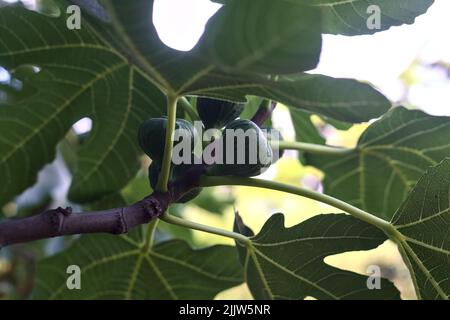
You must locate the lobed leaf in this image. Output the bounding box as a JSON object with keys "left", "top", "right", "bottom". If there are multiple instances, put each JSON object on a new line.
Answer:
{"left": 214, "top": 0, "right": 435, "bottom": 36}
{"left": 237, "top": 213, "right": 400, "bottom": 300}
{"left": 0, "top": 0, "right": 393, "bottom": 204}
{"left": 34, "top": 227, "right": 243, "bottom": 299}
{"left": 0, "top": 3, "right": 166, "bottom": 205}
{"left": 391, "top": 158, "right": 450, "bottom": 300}
{"left": 308, "top": 107, "right": 450, "bottom": 220}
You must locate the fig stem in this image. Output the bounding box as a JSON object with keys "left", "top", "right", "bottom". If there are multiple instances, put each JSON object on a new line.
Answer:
{"left": 199, "top": 176, "right": 395, "bottom": 235}
{"left": 179, "top": 97, "right": 200, "bottom": 121}
{"left": 156, "top": 94, "right": 179, "bottom": 192}
{"left": 276, "top": 141, "right": 353, "bottom": 155}
{"left": 251, "top": 100, "right": 276, "bottom": 126}
{"left": 160, "top": 212, "right": 250, "bottom": 244}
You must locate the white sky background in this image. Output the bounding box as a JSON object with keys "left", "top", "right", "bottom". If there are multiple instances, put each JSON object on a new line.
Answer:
{"left": 153, "top": 0, "right": 450, "bottom": 116}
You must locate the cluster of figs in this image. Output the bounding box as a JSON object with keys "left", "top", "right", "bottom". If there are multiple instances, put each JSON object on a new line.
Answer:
{"left": 138, "top": 98, "right": 282, "bottom": 203}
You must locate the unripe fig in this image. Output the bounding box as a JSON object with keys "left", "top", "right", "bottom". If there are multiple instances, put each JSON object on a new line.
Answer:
{"left": 138, "top": 117, "right": 197, "bottom": 165}
{"left": 263, "top": 127, "right": 284, "bottom": 164}
{"left": 207, "top": 119, "right": 273, "bottom": 177}
{"left": 197, "top": 97, "right": 244, "bottom": 129}
{"left": 148, "top": 161, "right": 161, "bottom": 190}
{"left": 171, "top": 163, "right": 203, "bottom": 203}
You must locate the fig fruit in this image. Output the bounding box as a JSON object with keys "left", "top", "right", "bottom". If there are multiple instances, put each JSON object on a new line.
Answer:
{"left": 207, "top": 119, "right": 273, "bottom": 177}
{"left": 197, "top": 97, "right": 244, "bottom": 129}
{"left": 138, "top": 117, "right": 197, "bottom": 165}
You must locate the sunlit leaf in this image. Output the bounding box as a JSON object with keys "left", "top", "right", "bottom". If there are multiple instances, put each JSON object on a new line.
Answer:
{"left": 391, "top": 158, "right": 450, "bottom": 300}
{"left": 214, "top": 0, "right": 435, "bottom": 36}
{"left": 309, "top": 107, "right": 450, "bottom": 220}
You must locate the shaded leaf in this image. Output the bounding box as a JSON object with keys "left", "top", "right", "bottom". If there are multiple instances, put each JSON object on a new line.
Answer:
{"left": 309, "top": 107, "right": 450, "bottom": 220}
{"left": 0, "top": 3, "right": 166, "bottom": 205}
{"left": 238, "top": 213, "right": 400, "bottom": 300}
{"left": 200, "top": 0, "right": 322, "bottom": 74}
{"left": 391, "top": 158, "right": 450, "bottom": 300}
{"left": 308, "top": 0, "right": 435, "bottom": 36}
{"left": 214, "top": 0, "right": 435, "bottom": 36}
{"left": 34, "top": 229, "right": 243, "bottom": 299}
{"left": 88, "top": 1, "right": 388, "bottom": 122}
{"left": 188, "top": 74, "right": 391, "bottom": 123}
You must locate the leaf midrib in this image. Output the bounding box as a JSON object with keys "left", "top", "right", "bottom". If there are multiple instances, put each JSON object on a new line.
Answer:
{"left": 250, "top": 245, "right": 338, "bottom": 299}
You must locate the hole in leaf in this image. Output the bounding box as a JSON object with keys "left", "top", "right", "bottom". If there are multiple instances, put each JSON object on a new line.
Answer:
{"left": 13, "top": 64, "right": 41, "bottom": 92}
{"left": 153, "top": 0, "right": 221, "bottom": 51}
{"left": 323, "top": 240, "right": 415, "bottom": 299}
{"left": 0, "top": 64, "right": 41, "bottom": 104}
{"left": 1, "top": 0, "right": 61, "bottom": 17}
{"left": 0, "top": 66, "right": 11, "bottom": 84}
{"left": 72, "top": 117, "right": 92, "bottom": 135}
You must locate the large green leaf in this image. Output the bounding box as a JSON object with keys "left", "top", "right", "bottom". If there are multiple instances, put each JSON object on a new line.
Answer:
{"left": 187, "top": 74, "right": 391, "bottom": 123}
{"left": 33, "top": 227, "right": 243, "bottom": 299}
{"left": 86, "top": 0, "right": 389, "bottom": 122}
{"left": 237, "top": 213, "right": 400, "bottom": 300}
{"left": 391, "top": 158, "right": 450, "bottom": 300}
{"left": 308, "top": 107, "right": 450, "bottom": 220}
{"left": 0, "top": 0, "right": 392, "bottom": 205}
{"left": 214, "top": 0, "right": 435, "bottom": 36}
{"left": 199, "top": 0, "right": 321, "bottom": 74}
{"left": 95, "top": 0, "right": 321, "bottom": 88}
{"left": 303, "top": 0, "right": 434, "bottom": 35}
{"left": 0, "top": 3, "right": 166, "bottom": 205}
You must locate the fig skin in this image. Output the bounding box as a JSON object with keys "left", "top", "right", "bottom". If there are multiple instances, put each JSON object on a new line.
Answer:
{"left": 207, "top": 119, "right": 273, "bottom": 177}
{"left": 138, "top": 117, "right": 197, "bottom": 165}
{"left": 197, "top": 97, "right": 244, "bottom": 129}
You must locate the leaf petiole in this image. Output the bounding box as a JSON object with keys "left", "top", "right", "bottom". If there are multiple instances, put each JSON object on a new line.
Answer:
{"left": 199, "top": 176, "right": 395, "bottom": 235}
{"left": 159, "top": 212, "right": 250, "bottom": 244}
{"left": 156, "top": 94, "right": 179, "bottom": 192}
{"left": 276, "top": 141, "right": 353, "bottom": 156}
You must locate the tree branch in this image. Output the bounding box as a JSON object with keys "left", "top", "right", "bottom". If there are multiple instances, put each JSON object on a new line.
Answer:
{"left": 0, "top": 193, "right": 170, "bottom": 248}
{"left": 0, "top": 165, "right": 205, "bottom": 248}
{"left": 0, "top": 99, "right": 278, "bottom": 248}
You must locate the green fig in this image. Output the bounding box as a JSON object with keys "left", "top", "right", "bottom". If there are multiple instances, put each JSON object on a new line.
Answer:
{"left": 197, "top": 97, "right": 244, "bottom": 129}
{"left": 207, "top": 119, "right": 273, "bottom": 177}
{"left": 138, "top": 117, "right": 197, "bottom": 165}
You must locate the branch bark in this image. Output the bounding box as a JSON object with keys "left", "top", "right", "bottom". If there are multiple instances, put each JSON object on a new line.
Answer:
{"left": 0, "top": 193, "right": 170, "bottom": 248}
{"left": 0, "top": 165, "right": 205, "bottom": 248}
